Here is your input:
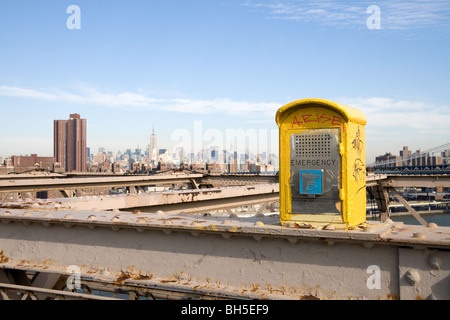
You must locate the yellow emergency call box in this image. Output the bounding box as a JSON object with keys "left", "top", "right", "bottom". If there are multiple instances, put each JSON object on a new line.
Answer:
{"left": 276, "top": 98, "right": 367, "bottom": 229}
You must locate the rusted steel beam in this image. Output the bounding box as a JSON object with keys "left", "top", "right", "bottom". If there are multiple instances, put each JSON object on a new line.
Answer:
{"left": 389, "top": 187, "right": 427, "bottom": 226}
{"left": 0, "top": 173, "right": 204, "bottom": 193}
{"left": 0, "top": 207, "right": 449, "bottom": 300}
{"left": 0, "top": 282, "right": 118, "bottom": 300}
{"left": 366, "top": 174, "right": 450, "bottom": 188}
{"left": 0, "top": 184, "right": 279, "bottom": 214}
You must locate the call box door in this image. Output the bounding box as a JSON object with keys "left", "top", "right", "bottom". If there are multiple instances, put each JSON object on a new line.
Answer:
{"left": 289, "top": 128, "right": 341, "bottom": 214}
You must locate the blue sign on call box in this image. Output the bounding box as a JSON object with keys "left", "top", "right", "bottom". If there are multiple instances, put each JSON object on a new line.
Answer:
{"left": 299, "top": 170, "right": 323, "bottom": 195}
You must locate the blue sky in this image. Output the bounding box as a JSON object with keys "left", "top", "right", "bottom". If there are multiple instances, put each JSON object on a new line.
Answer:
{"left": 1, "top": 0, "right": 449, "bottom": 163}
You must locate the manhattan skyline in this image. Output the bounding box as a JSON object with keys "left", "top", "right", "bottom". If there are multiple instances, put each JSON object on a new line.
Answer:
{"left": 1, "top": 1, "right": 449, "bottom": 163}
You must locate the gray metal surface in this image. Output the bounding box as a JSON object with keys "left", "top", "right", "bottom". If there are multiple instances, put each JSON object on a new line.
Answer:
{"left": 290, "top": 129, "right": 341, "bottom": 214}
{"left": 1, "top": 207, "right": 449, "bottom": 300}
{"left": 0, "top": 184, "right": 279, "bottom": 214}
{"left": 0, "top": 173, "right": 204, "bottom": 193}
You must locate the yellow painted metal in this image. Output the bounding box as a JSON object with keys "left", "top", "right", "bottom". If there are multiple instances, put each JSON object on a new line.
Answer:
{"left": 276, "top": 98, "right": 367, "bottom": 229}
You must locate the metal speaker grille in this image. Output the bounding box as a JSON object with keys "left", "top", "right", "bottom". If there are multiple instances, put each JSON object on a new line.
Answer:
{"left": 294, "top": 133, "right": 332, "bottom": 158}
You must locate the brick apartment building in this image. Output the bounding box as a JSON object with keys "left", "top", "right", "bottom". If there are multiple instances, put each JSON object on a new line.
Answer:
{"left": 54, "top": 113, "right": 87, "bottom": 172}
{"left": 11, "top": 154, "right": 55, "bottom": 171}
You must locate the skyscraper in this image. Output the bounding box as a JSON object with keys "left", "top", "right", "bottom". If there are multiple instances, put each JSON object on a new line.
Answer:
{"left": 149, "top": 126, "right": 158, "bottom": 162}
{"left": 54, "top": 113, "right": 87, "bottom": 172}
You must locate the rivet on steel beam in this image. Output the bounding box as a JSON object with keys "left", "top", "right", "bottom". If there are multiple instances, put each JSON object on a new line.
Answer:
{"left": 156, "top": 210, "right": 164, "bottom": 215}
{"left": 222, "top": 220, "right": 233, "bottom": 225}
{"left": 405, "top": 269, "right": 420, "bottom": 286}
{"left": 427, "top": 293, "right": 437, "bottom": 300}
{"left": 221, "top": 233, "right": 233, "bottom": 239}
{"left": 111, "top": 216, "right": 120, "bottom": 221}
{"left": 228, "top": 213, "right": 238, "bottom": 218}
{"left": 286, "top": 237, "right": 298, "bottom": 244}
{"left": 253, "top": 235, "right": 263, "bottom": 242}
{"left": 137, "top": 217, "right": 147, "bottom": 223}
{"left": 254, "top": 221, "right": 264, "bottom": 226}
{"left": 322, "top": 224, "right": 335, "bottom": 231}
{"left": 1, "top": 211, "right": 12, "bottom": 224}
{"left": 427, "top": 222, "right": 438, "bottom": 228}
{"left": 427, "top": 253, "right": 441, "bottom": 270}
{"left": 132, "top": 210, "right": 141, "bottom": 214}
{"left": 63, "top": 214, "right": 74, "bottom": 228}
{"left": 42, "top": 213, "right": 53, "bottom": 227}
{"left": 362, "top": 242, "right": 374, "bottom": 249}
{"left": 412, "top": 232, "right": 426, "bottom": 239}
{"left": 191, "top": 221, "right": 202, "bottom": 227}
{"left": 87, "top": 215, "right": 98, "bottom": 221}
